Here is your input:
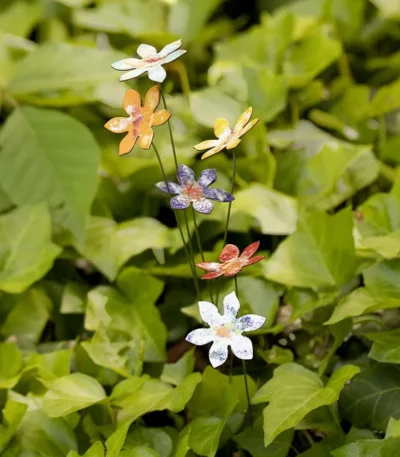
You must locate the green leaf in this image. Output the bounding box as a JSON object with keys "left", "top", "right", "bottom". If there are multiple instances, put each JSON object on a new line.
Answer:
{"left": 0, "top": 205, "right": 60, "bottom": 293}
{"left": 283, "top": 26, "right": 342, "bottom": 87}
{"left": 325, "top": 288, "right": 378, "bottom": 325}
{"left": 1, "top": 287, "right": 51, "bottom": 343}
{"left": 9, "top": 43, "right": 125, "bottom": 105}
{"left": 253, "top": 363, "right": 359, "bottom": 446}
{"left": 43, "top": 373, "right": 107, "bottom": 417}
{"left": 0, "top": 342, "right": 23, "bottom": 389}
{"left": 60, "top": 282, "right": 87, "bottom": 314}
{"left": 363, "top": 259, "right": 400, "bottom": 308}
{"left": 161, "top": 349, "right": 195, "bottom": 386}
{"left": 84, "top": 286, "right": 112, "bottom": 331}
{"left": 68, "top": 442, "right": 104, "bottom": 457}
{"left": 366, "top": 329, "right": 400, "bottom": 363}
{"left": 370, "top": 0, "right": 400, "bottom": 19}
{"left": 111, "top": 373, "right": 201, "bottom": 423}
{"left": 0, "top": 1, "right": 41, "bottom": 37}
{"left": 168, "top": 0, "right": 222, "bottom": 42}
{"left": 264, "top": 208, "right": 356, "bottom": 288}
{"left": 106, "top": 422, "right": 132, "bottom": 457}
{"left": 243, "top": 66, "right": 288, "bottom": 122}
{"left": 235, "top": 426, "right": 293, "bottom": 457}
{"left": 332, "top": 438, "right": 400, "bottom": 457}
{"left": 0, "top": 107, "right": 100, "bottom": 239}
{"left": 232, "top": 184, "right": 298, "bottom": 235}
{"left": 259, "top": 345, "right": 294, "bottom": 365}
{"left": 106, "top": 267, "right": 167, "bottom": 362}
{"left": 125, "top": 426, "right": 174, "bottom": 457}
{"left": 339, "top": 364, "right": 400, "bottom": 430}
{"left": 0, "top": 400, "right": 27, "bottom": 447}
{"left": 81, "top": 325, "right": 130, "bottom": 377}
{"left": 73, "top": 0, "right": 165, "bottom": 38}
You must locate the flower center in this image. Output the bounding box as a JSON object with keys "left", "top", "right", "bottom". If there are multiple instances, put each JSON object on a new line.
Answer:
{"left": 216, "top": 325, "right": 232, "bottom": 338}
{"left": 182, "top": 183, "right": 204, "bottom": 201}
{"left": 221, "top": 258, "right": 244, "bottom": 274}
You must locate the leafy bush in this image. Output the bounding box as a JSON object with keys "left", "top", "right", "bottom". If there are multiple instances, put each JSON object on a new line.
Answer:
{"left": 1, "top": 0, "right": 400, "bottom": 456}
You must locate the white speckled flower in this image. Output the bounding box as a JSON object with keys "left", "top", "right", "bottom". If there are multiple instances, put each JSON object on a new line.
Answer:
{"left": 186, "top": 292, "right": 266, "bottom": 368}
{"left": 111, "top": 40, "right": 187, "bottom": 83}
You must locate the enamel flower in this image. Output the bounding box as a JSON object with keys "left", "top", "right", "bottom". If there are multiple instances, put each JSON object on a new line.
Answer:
{"left": 194, "top": 107, "right": 259, "bottom": 160}
{"left": 104, "top": 85, "right": 170, "bottom": 155}
{"left": 196, "top": 242, "right": 264, "bottom": 279}
{"left": 111, "top": 40, "right": 187, "bottom": 83}
{"left": 155, "top": 164, "right": 234, "bottom": 215}
{"left": 186, "top": 292, "right": 266, "bottom": 368}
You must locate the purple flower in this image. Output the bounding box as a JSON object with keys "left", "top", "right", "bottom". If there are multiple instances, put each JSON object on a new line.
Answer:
{"left": 155, "top": 164, "right": 234, "bottom": 215}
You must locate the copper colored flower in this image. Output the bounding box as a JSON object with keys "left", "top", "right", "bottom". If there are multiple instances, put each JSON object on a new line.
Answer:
{"left": 104, "top": 85, "right": 170, "bottom": 155}
{"left": 194, "top": 107, "right": 259, "bottom": 160}
{"left": 196, "top": 241, "right": 264, "bottom": 279}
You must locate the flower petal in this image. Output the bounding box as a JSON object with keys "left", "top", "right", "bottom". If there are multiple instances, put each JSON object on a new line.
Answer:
{"left": 236, "top": 314, "right": 266, "bottom": 332}
{"left": 201, "top": 271, "right": 225, "bottom": 280}
{"left": 234, "top": 107, "right": 253, "bottom": 131}
{"left": 246, "top": 255, "right": 264, "bottom": 266}
{"left": 193, "top": 199, "right": 213, "bottom": 214}
{"left": 195, "top": 261, "right": 221, "bottom": 272}
{"left": 209, "top": 340, "right": 229, "bottom": 368}
{"left": 198, "top": 301, "right": 222, "bottom": 326}
{"left": 178, "top": 164, "right": 195, "bottom": 184}
{"left": 170, "top": 195, "right": 190, "bottom": 210}
{"left": 120, "top": 68, "right": 146, "bottom": 81}
{"left": 159, "top": 39, "right": 182, "bottom": 56}
{"left": 230, "top": 335, "right": 253, "bottom": 360}
{"left": 144, "top": 85, "right": 160, "bottom": 112}
{"left": 155, "top": 181, "right": 181, "bottom": 195}
{"left": 214, "top": 118, "right": 231, "bottom": 138}
{"left": 226, "top": 138, "right": 241, "bottom": 150}
{"left": 148, "top": 66, "right": 167, "bottom": 83}
{"left": 219, "top": 244, "right": 239, "bottom": 262}
{"left": 138, "top": 124, "right": 154, "bottom": 149}
{"left": 186, "top": 328, "right": 214, "bottom": 346}
{"left": 162, "top": 49, "right": 187, "bottom": 64}
{"left": 194, "top": 140, "right": 219, "bottom": 151}
{"left": 104, "top": 117, "right": 131, "bottom": 133}
{"left": 241, "top": 241, "right": 260, "bottom": 259}
{"left": 198, "top": 169, "right": 217, "bottom": 187}
{"left": 124, "top": 89, "right": 141, "bottom": 114}
{"left": 137, "top": 43, "right": 157, "bottom": 58}
{"left": 111, "top": 58, "right": 140, "bottom": 70}
{"left": 204, "top": 187, "right": 234, "bottom": 202}
{"left": 223, "top": 291, "right": 240, "bottom": 318}
{"left": 239, "top": 118, "right": 259, "bottom": 137}
{"left": 119, "top": 132, "right": 137, "bottom": 156}
{"left": 201, "top": 146, "right": 225, "bottom": 160}
{"left": 152, "top": 109, "right": 171, "bottom": 126}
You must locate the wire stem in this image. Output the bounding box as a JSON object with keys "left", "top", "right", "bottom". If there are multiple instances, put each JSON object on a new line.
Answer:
{"left": 215, "top": 150, "right": 237, "bottom": 305}
{"left": 160, "top": 88, "right": 179, "bottom": 172}
{"left": 152, "top": 143, "right": 200, "bottom": 298}
{"left": 234, "top": 275, "right": 253, "bottom": 427}
{"left": 192, "top": 207, "right": 213, "bottom": 302}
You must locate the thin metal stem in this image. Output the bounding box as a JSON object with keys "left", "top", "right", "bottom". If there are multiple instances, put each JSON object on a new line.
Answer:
{"left": 215, "top": 150, "right": 237, "bottom": 305}
{"left": 235, "top": 276, "right": 253, "bottom": 427}
{"left": 152, "top": 143, "right": 200, "bottom": 298}
{"left": 160, "top": 88, "right": 179, "bottom": 172}
{"left": 192, "top": 207, "right": 213, "bottom": 303}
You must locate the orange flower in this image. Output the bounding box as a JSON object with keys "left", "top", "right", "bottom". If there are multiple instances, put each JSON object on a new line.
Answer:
{"left": 104, "top": 85, "right": 171, "bottom": 155}
{"left": 194, "top": 107, "right": 259, "bottom": 160}
{"left": 196, "top": 241, "right": 264, "bottom": 279}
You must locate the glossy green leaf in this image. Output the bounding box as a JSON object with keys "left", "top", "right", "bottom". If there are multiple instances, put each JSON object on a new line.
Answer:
{"left": 235, "top": 426, "right": 293, "bottom": 457}
{"left": 363, "top": 259, "right": 400, "bottom": 308}
{"left": 253, "top": 363, "right": 359, "bottom": 446}
{"left": 0, "top": 400, "right": 27, "bottom": 447}
{"left": 0, "top": 1, "right": 41, "bottom": 37}
{"left": 43, "top": 373, "right": 107, "bottom": 417}
{"left": 332, "top": 438, "right": 400, "bottom": 457}
{"left": 264, "top": 208, "right": 356, "bottom": 288}
{"left": 0, "top": 107, "right": 99, "bottom": 239}
{"left": 366, "top": 330, "right": 400, "bottom": 363}
{"left": 0, "top": 342, "right": 23, "bottom": 389}
{"left": 0, "top": 205, "right": 60, "bottom": 293}
{"left": 339, "top": 364, "right": 400, "bottom": 430}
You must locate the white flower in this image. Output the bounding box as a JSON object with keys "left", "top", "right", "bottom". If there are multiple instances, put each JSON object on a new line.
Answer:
{"left": 186, "top": 292, "right": 266, "bottom": 368}
{"left": 111, "top": 40, "right": 186, "bottom": 83}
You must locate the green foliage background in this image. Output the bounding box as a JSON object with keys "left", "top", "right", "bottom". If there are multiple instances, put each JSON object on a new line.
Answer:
{"left": 1, "top": 0, "right": 400, "bottom": 455}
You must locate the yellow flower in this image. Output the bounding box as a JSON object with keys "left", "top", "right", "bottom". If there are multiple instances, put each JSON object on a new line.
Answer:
{"left": 194, "top": 107, "right": 259, "bottom": 160}
{"left": 104, "top": 85, "right": 170, "bottom": 155}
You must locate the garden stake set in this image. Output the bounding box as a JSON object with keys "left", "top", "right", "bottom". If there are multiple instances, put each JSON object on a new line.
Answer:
{"left": 106, "top": 39, "right": 265, "bottom": 423}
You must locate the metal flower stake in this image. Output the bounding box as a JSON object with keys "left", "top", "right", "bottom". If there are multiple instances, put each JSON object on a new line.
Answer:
{"left": 107, "top": 38, "right": 265, "bottom": 428}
